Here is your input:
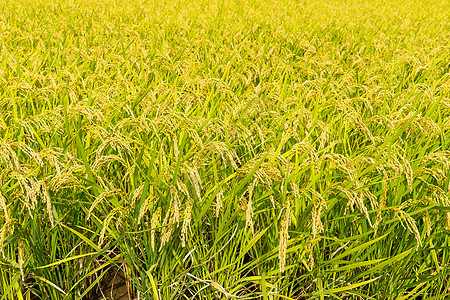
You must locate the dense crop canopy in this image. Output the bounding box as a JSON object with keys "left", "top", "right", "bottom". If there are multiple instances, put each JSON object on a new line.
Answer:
{"left": 0, "top": 0, "right": 449, "bottom": 298}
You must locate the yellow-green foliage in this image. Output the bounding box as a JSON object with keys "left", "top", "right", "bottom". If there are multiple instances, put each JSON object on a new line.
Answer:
{"left": 0, "top": 0, "right": 449, "bottom": 298}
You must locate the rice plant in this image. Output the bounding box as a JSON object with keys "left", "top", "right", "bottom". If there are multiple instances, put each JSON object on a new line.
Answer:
{"left": 0, "top": 0, "right": 449, "bottom": 299}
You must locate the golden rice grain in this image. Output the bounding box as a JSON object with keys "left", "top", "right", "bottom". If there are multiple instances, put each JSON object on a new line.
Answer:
{"left": 41, "top": 181, "right": 54, "bottom": 227}
{"left": 0, "top": 191, "right": 9, "bottom": 221}
{"left": 181, "top": 197, "right": 194, "bottom": 247}
{"left": 215, "top": 188, "right": 223, "bottom": 218}
{"left": 18, "top": 239, "right": 25, "bottom": 281}
{"left": 99, "top": 207, "right": 122, "bottom": 247}
{"left": 87, "top": 188, "right": 122, "bottom": 220}
{"left": 151, "top": 207, "right": 162, "bottom": 252}
{"left": 129, "top": 184, "right": 144, "bottom": 209}
{"left": 394, "top": 208, "right": 422, "bottom": 249}
{"left": 279, "top": 198, "right": 292, "bottom": 273}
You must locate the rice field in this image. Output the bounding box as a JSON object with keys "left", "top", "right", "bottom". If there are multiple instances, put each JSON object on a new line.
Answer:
{"left": 0, "top": 0, "right": 449, "bottom": 298}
